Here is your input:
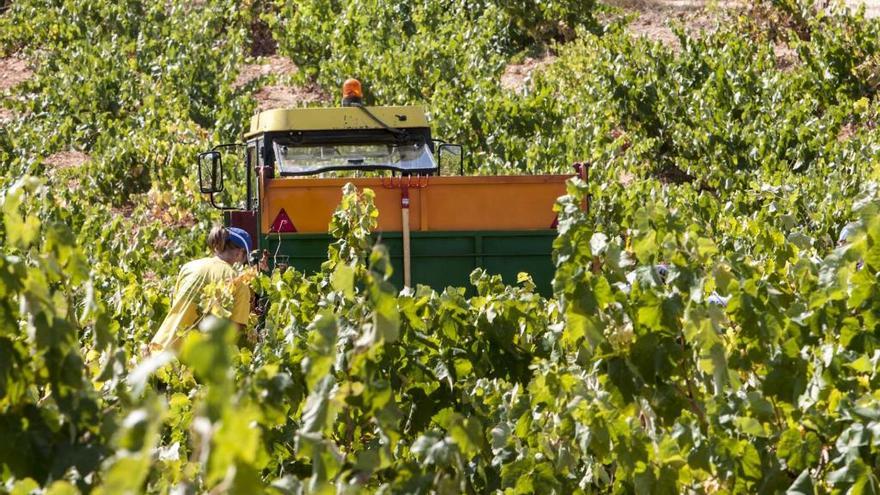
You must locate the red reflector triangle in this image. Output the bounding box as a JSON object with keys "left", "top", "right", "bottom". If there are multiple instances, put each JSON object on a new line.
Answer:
{"left": 270, "top": 208, "right": 296, "bottom": 233}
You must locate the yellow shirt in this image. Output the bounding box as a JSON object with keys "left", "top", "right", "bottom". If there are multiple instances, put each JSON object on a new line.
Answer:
{"left": 149, "top": 256, "right": 250, "bottom": 352}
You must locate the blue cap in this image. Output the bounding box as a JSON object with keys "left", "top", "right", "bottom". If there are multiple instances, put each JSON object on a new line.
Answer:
{"left": 227, "top": 227, "right": 252, "bottom": 253}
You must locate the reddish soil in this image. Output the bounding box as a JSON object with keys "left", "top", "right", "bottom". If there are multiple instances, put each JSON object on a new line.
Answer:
{"left": 838, "top": 119, "right": 878, "bottom": 141}
{"left": 233, "top": 55, "right": 298, "bottom": 89}
{"left": 253, "top": 82, "right": 331, "bottom": 111}
{"left": 111, "top": 198, "right": 140, "bottom": 216}
{"left": 43, "top": 150, "right": 90, "bottom": 169}
{"left": 839, "top": 122, "right": 859, "bottom": 141}
{"left": 603, "top": 0, "right": 880, "bottom": 70}
{"left": 497, "top": 0, "right": 736, "bottom": 90}
{"left": 618, "top": 169, "right": 636, "bottom": 185}
{"left": 0, "top": 56, "right": 32, "bottom": 92}
{"left": 774, "top": 44, "right": 799, "bottom": 71}
{"left": 612, "top": 0, "right": 879, "bottom": 48}
{"left": 849, "top": 0, "right": 880, "bottom": 17}
{"left": 235, "top": 54, "right": 329, "bottom": 110}
{"left": 500, "top": 54, "right": 557, "bottom": 91}
{"left": 606, "top": 0, "right": 738, "bottom": 49}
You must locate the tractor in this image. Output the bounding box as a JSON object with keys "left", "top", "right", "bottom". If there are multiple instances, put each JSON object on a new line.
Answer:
{"left": 197, "top": 80, "right": 578, "bottom": 295}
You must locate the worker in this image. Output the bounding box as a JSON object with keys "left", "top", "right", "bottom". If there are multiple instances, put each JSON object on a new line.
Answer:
{"left": 147, "top": 225, "right": 255, "bottom": 354}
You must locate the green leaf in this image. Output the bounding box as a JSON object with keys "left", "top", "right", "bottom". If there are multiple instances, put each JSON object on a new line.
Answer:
{"left": 433, "top": 408, "right": 485, "bottom": 458}
{"left": 179, "top": 316, "right": 236, "bottom": 386}
{"left": 778, "top": 428, "right": 821, "bottom": 471}
{"left": 301, "top": 375, "right": 337, "bottom": 434}
{"left": 10, "top": 479, "right": 40, "bottom": 495}
{"left": 370, "top": 281, "right": 400, "bottom": 344}
{"left": 93, "top": 457, "right": 151, "bottom": 495}
{"left": 740, "top": 442, "right": 762, "bottom": 481}
{"left": 853, "top": 473, "right": 880, "bottom": 495}
{"left": 330, "top": 263, "right": 355, "bottom": 299}
{"left": 696, "top": 237, "right": 718, "bottom": 258}
{"left": 735, "top": 416, "right": 768, "bottom": 437}
{"left": 45, "top": 481, "right": 80, "bottom": 495}
{"left": 637, "top": 297, "right": 663, "bottom": 330}
{"left": 847, "top": 355, "right": 874, "bottom": 374}
{"left": 633, "top": 230, "right": 658, "bottom": 263}
{"left": 127, "top": 350, "right": 174, "bottom": 397}
{"left": 208, "top": 404, "right": 267, "bottom": 486}
{"left": 786, "top": 469, "right": 815, "bottom": 495}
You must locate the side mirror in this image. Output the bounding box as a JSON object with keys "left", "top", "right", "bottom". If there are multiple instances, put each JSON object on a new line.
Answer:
{"left": 198, "top": 150, "right": 224, "bottom": 194}
{"left": 437, "top": 143, "right": 464, "bottom": 175}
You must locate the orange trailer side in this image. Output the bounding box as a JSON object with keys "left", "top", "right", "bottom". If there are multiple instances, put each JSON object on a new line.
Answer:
{"left": 261, "top": 175, "right": 571, "bottom": 234}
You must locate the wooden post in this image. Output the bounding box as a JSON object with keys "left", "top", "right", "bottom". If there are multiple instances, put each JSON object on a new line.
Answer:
{"left": 401, "top": 186, "right": 411, "bottom": 287}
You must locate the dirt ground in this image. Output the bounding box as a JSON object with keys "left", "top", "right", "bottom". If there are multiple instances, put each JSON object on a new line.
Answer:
{"left": 0, "top": 56, "right": 31, "bottom": 122}
{"left": 233, "top": 55, "right": 297, "bottom": 89}
{"left": 237, "top": 54, "right": 331, "bottom": 110}
{"left": 43, "top": 150, "right": 90, "bottom": 169}
{"left": 849, "top": 0, "right": 880, "bottom": 17}
{"left": 498, "top": 0, "right": 880, "bottom": 90}
{"left": 614, "top": 0, "right": 879, "bottom": 46}
{"left": 610, "top": 0, "right": 737, "bottom": 46}
{"left": 501, "top": 55, "right": 557, "bottom": 92}
{"left": 0, "top": 56, "right": 31, "bottom": 92}
{"left": 252, "top": 81, "right": 330, "bottom": 111}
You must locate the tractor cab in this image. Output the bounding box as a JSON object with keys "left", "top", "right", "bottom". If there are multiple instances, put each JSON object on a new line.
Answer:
{"left": 246, "top": 104, "right": 462, "bottom": 177}
{"left": 197, "top": 80, "right": 576, "bottom": 295}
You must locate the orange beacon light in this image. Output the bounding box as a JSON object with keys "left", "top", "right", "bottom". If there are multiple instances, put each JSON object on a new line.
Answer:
{"left": 342, "top": 78, "right": 363, "bottom": 106}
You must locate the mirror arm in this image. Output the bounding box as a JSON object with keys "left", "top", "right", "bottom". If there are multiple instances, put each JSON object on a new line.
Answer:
{"left": 208, "top": 192, "right": 245, "bottom": 211}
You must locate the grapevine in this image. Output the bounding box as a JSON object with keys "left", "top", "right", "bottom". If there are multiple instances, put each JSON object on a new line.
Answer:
{"left": 2, "top": 0, "right": 880, "bottom": 493}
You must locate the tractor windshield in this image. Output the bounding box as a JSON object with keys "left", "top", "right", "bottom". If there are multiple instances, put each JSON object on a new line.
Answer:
{"left": 274, "top": 142, "right": 438, "bottom": 176}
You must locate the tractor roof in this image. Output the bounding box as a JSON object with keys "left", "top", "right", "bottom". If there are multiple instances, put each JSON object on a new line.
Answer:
{"left": 245, "top": 106, "right": 430, "bottom": 138}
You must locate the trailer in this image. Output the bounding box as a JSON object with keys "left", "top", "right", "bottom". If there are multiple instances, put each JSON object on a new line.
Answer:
{"left": 198, "top": 80, "right": 576, "bottom": 295}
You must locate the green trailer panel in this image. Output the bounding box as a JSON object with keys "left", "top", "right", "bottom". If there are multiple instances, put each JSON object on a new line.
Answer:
{"left": 260, "top": 230, "right": 557, "bottom": 296}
